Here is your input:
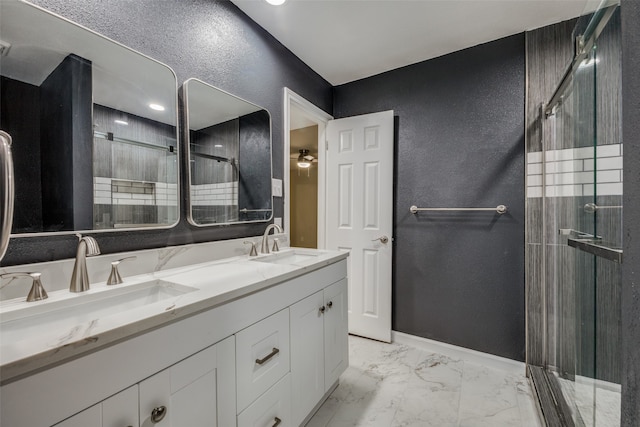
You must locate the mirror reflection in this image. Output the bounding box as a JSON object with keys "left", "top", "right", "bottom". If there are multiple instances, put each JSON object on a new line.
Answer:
{"left": 184, "top": 79, "right": 272, "bottom": 226}
{"left": 0, "top": 1, "right": 179, "bottom": 234}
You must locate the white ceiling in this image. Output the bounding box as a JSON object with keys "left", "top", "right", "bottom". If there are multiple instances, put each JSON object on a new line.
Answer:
{"left": 232, "top": 0, "right": 589, "bottom": 86}
{"left": 186, "top": 79, "right": 263, "bottom": 130}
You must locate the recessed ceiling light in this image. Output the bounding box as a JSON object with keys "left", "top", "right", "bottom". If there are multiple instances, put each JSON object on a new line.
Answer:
{"left": 114, "top": 119, "right": 128, "bottom": 126}
{"left": 214, "top": 144, "right": 223, "bottom": 148}
{"left": 149, "top": 103, "right": 165, "bottom": 111}
{"left": 265, "top": 0, "right": 286, "bottom": 5}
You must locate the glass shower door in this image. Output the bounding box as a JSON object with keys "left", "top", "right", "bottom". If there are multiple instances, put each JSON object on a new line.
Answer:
{"left": 544, "top": 3, "right": 622, "bottom": 426}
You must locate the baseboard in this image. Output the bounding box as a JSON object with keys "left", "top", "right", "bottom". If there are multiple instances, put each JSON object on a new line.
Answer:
{"left": 391, "top": 331, "right": 526, "bottom": 375}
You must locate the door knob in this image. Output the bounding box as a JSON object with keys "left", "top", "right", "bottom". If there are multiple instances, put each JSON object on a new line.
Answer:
{"left": 372, "top": 236, "right": 389, "bottom": 244}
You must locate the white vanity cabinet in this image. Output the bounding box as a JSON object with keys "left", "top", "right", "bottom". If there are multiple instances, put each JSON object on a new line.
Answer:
{"left": 1, "top": 256, "right": 348, "bottom": 427}
{"left": 290, "top": 278, "right": 348, "bottom": 426}
{"left": 53, "top": 337, "right": 235, "bottom": 427}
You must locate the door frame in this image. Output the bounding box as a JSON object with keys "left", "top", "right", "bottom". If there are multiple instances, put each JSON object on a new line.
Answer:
{"left": 283, "top": 88, "right": 333, "bottom": 248}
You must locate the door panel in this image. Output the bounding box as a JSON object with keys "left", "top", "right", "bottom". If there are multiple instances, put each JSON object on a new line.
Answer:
{"left": 327, "top": 110, "right": 394, "bottom": 342}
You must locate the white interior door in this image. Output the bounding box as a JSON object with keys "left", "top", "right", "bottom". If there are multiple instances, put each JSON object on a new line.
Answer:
{"left": 326, "top": 110, "right": 393, "bottom": 343}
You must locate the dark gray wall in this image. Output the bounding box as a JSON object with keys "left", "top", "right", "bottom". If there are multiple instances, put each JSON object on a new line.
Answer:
{"left": 238, "top": 110, "right": 272, "bottom": 219}
{"left": 0, "top": 77, "right": 42, "bottom": 232}
{"left": 333, "top": 34, "right": 526, "bottom": 361}
{"left": 40, "top": 54, "right": 94, "bottom": 232}
{"left": 621, "top": 1, "right": 640, "bottom": 425}
{"left": 2, "top": 0, "right": 332, "bottom": 265}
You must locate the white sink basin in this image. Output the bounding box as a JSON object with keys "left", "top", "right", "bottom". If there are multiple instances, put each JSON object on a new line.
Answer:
{"left": 252, "top": 248, "right": 323, "bottom": 265}
{"left": 0, "top": 280, "right": 196, "bottom": 343}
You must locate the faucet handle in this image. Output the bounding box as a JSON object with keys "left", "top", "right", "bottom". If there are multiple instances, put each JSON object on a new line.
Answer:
{"left": 244, "top": 241, "right": 258, "bottom": 257}
{"left": 107, "top": 256, "right": 137, "bottom": 286}
{"left": 1, "top": 272, "right": 48, "bottom": 302}
{"left": 272, "top": 238, "right": 280, "bottom": 252}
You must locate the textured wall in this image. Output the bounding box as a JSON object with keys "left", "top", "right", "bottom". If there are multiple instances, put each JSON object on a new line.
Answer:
{"left": 39, "top": 54, "right": 94, "bottom": 232}
{"left": 334, "top": 34, "right": 526, "bottom": 361}
{"left": 0, "top": 77, "right": 43, "bottom": 232}
{"left": 2, "top": 0, "right": 332, "bottom": 265}
{"left": 621, "top": 1, "right": 640, "bottom": 425}
{"left": 524, "top": 19, "right": 576, "bottom": 369}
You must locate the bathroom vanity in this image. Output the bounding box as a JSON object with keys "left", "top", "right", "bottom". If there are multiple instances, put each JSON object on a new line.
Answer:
{"left": 0, "top": 246, "right": 348, "bottom": 426}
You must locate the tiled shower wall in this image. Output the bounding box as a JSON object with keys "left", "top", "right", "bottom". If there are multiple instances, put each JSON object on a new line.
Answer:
{"left": 93, "top": 104, "right": 179, "bottom": 228}
{"left": 525, "top": 17, "right": 576, "bottom": 368}
{"left": 526, "top": 12, "right": 622, "bottom": 384}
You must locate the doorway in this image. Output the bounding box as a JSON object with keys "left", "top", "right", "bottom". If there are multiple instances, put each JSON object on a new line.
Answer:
{"left": 284, "top": 88, "right": 394, "bottom": 343}
{"left": 283, "top": 88, "right": 332, "bottom": 249}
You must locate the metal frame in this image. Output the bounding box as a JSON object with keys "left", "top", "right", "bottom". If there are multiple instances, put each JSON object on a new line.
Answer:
{"left": 544, "top": 2, "right": 619, "bottom": 117}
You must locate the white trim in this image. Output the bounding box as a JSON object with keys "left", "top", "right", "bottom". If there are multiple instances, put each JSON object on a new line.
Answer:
{"left": 283, "top": 88, "right": 333, "bottom": 248}
{"left": 391, "top": 331, "right": 526, "bottom": 375}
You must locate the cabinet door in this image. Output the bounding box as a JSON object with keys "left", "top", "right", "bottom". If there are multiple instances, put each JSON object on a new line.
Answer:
{"left": 290, "top": 290, "right": 325, "bottom": 426}
{"left": 324, "top": 278, "right": 349, "bottom": 389}
{"left": 237, "top": 374, "right": 292, "bottom": 427}
{"left": 54, "top": 405, "right": 101, "bottom": 427}
{"left": 139, "top": 336, "right": 236, "bottom": 427}
{"left": 55, "top": 385, "right": 139, "bottom": 427}
{"left": 103, "top": 385, "right": 139, "bottom": 427}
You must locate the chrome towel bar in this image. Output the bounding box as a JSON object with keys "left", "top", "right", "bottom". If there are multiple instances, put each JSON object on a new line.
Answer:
{"left": 409, "top": 205, "right": 508, "bottom": 214}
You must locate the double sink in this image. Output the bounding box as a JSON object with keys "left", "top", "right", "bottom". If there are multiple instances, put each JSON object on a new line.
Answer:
{"left": 0, "top": 248, "right": 322, "bottom": 356}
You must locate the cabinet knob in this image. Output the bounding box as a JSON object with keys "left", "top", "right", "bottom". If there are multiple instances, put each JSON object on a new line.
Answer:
{"left": 272, "top": 416, "right": 282, "bottom": 426}
{"left": 319, "top": 306, "right": 326, "bottom": 314}
{"left": 327, "top": 301, "right": 333, "bottom": 308}
{"left": 150, "top": 405, "right": 167, "bottom": 423}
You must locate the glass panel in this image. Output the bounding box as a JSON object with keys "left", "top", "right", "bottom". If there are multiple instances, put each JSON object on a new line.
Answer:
{"left": 543, "top": 3, "right": 621, "bottom": 426}
{"left": 0, "top": 1, "right": 179, "bottom": 234}
{"left": 183, "top": 79, "right": 273, "bottom": 226}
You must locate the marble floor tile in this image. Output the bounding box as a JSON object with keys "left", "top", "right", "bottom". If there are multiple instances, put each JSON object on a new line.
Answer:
{"left": 306, "top": 335, "right": 543, "bottom": 427}
{"left": 556, "top": 376, "right": 621, "bottom": 427}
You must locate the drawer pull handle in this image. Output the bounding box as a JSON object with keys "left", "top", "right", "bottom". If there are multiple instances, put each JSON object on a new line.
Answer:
{"left": 150, "top": 405, "right": 167, "bottom": 423}
{"left": 327, "top": 301, "right": 333, "bottom": 308}
{"left": 272, "top": 417, "right": 282, "bottom": 426}
{"left": 256, "top": 347, "right": 280, "bottom": 365}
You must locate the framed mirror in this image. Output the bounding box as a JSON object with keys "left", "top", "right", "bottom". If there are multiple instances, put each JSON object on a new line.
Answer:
{"left": 183, "top": 79, "right": 272, "bottom": 226}
{"left": 0, "top": 0, "right": 179, "bottom": 235}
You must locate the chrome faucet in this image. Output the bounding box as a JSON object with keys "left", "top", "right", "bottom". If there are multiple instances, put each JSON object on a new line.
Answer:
{"left": 0, "top": 272, "right": 48, "bottom": 302}
{"left": 261, "top": 224, "right": 283, "bottom": 254}
{"left": 70, "top": 234, "right": 101, "bottom": 293}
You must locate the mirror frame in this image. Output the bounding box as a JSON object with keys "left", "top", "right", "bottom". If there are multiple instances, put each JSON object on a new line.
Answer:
{"left": 4, "top": 1, "right": 181, "bottom": 238}
{"left": 182, "top": 78, "right": 273, "bottom": 227}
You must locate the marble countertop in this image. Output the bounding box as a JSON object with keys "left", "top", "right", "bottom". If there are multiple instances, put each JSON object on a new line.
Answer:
{"left": 0, "top": 248, "right": 348, "bottom": 384}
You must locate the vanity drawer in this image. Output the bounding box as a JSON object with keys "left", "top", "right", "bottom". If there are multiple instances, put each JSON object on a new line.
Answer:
{"left": 236, "top": 308, "right": 290, "bottom": 412}
{"left": 237, "top": 373, "right": 292, "bottom": 427}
